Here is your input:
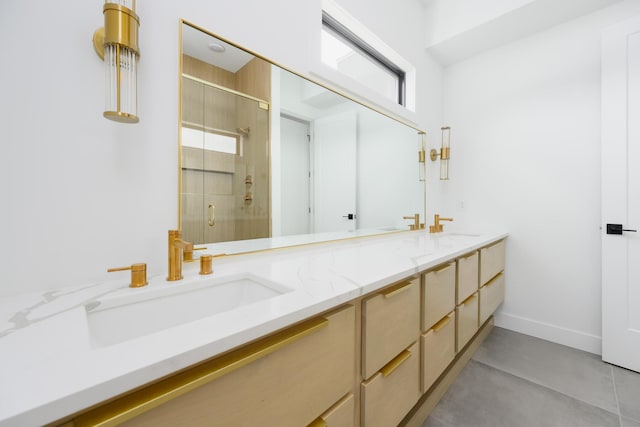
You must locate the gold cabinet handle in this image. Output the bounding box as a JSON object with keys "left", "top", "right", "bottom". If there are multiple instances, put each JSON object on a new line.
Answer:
{"left": 208, "top": 202, "right": 215, "bottom": 227}
{"left": 308, "top": 417, "right": 328, "bottom": 427}
{"left": 432, "top": 312, "right": 453, "bottom": 332}
{"left": 483, "top": 273, "right": 503, "bottom": 288}
{"left": 74, "top": 316, "right": 329, "bottom": 427}
{"left": 462, "top": 293, "right": 478, "bottom": 306}
{"left": 433, "top": 262, "right": 453, "bottom": 273}
{"left": 381, "top": 281, "right": 412, "bottom": 298}
{"left": 380, "top": 349, "right": 412, "bottom": 377}
{"left": 460, "top": 251, "right": 477, "bottom": 260}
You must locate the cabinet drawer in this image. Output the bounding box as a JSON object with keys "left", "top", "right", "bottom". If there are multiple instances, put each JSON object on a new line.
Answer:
{"left": 83, "top": 305, "right": 356, "bottom": 427}
{"left": 480, "top": 239, "right": 505, "bottom": 285}
{"left": 422, "top": 262, "right": 456, "bottom": 331}
{"left": 480, "top": 273, "right": 505, "bottom": 325}
{"left": 361, "top": 342, "right": 421, "bottom": 427}
{"left": 362, "top": 279, "right": 420, "bottom": 379}
{"left": 421, "top": 311, "right": 456, "bottom": 393}
{"left": 456, "top": 292, "right": 479, "bottom": 352}
{"left": 308, "top": 393, "right": 355, "bottom": 427}
{"left": 457, "top": 251, "right": 479, "bottom": 304}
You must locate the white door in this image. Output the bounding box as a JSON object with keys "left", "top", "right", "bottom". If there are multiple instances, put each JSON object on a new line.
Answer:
{"left": 313, "top": 112, "right": 357, "bottom": 233}
{"left": 280, "top": 115, "right": 310, "bottom": 236}
{"left": 602, "top": 15, "right": 640, "bottom": 372}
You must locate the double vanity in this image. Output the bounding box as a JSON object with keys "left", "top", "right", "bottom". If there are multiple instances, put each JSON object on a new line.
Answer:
{"left": 0, "top": 229, "right": 506, "bottom": 426}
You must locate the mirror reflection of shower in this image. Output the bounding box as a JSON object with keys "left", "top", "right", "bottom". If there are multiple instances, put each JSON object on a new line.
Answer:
{"left": 181, "top": 74, "right": 270, "bottom": 245}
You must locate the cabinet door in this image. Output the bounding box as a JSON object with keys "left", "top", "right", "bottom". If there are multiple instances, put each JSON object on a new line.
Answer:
{"left": 422, "top": 262, "right": 456, "bottom": 331}
{"left": 480, "top": 240, "right": 505, "bottom": 286}
{"left": 421, "top": 311, "right": 456, "bottom": 393}
{"left": 77, "top": 305, "right": 355, "bottom": 427}
{"left": 479, "top": 273, "right": 505, "bottom": 324}
{"left": 362, "top": 279, "right": 420, "bottom": 379}
{"left": 361, "top": 342, "right": 421, "bottom": 427}
{"left": 456, "top": 292, "right": 479, "bottom": 352}
{"left": 457, "top": 252, "right": 479, "bottom": 304}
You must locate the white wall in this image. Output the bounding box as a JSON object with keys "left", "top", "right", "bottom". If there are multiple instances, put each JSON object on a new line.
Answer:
{"left": 0, "top": 0, "right": 441, "bottom": 297}
{"left": 441, "top": 0, "right": 640, "bottom": 354}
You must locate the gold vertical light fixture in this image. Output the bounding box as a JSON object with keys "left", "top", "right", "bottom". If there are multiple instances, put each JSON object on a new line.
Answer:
{"left": 93, "top": 0, "right": 140, "bottom": 123}
{"left": 418, "top": 131, "right": 426, "bottom": 182}
{"left": 430, "top": 126, "right": 451, "bottom": 180}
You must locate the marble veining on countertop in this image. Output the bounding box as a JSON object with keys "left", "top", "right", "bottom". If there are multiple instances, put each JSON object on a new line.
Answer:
{"left": 0, "top": 230, "right": 507, "bottom": 427}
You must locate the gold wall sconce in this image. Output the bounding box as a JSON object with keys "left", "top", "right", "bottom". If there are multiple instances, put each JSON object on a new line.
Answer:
{"left": 93, "top": 0, "right": 140, "bottom": 123}
{"left": 430, "top": 126, "right": 451, "bottom": 180}
{"left": 418, "top": 131, "right": 426, "bottom": 182}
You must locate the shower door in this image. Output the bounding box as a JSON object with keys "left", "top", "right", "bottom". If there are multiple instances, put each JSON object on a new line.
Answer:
{"left": 181, "top": 77, "right": 270, "bottom": 245}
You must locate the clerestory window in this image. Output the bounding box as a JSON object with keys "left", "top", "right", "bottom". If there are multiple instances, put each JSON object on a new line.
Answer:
{"left": 321, "top": 11, "right": 406, "bottom": 107}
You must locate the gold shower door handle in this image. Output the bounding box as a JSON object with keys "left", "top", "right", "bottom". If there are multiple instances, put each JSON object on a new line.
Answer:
{"left": 208, "top": 203, "right": 215, "bottom": 227}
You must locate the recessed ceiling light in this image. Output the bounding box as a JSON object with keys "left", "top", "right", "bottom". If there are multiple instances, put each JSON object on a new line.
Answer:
{"left": 208, "top": 42, "right": 226, "bottom": 53}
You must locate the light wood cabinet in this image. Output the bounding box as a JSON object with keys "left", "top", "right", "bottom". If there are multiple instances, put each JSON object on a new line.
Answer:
{"left": 75, "top": 305, "right": 355, "bottom": 427}
{"left": 422, "top": 262, "right": 456, "bottom": 331}
{"left": 362, "top": 278, "right": 420, "bottom": 380}
{"left": 361, "top": 342, "right": 421, "bottom": 427}
{"left": 421, "top": 311, "right": 456, "bottom": 393}
{"left": 457, "top": 251, "right": 479, "bottom": 304}
{"left": 480, "top": 273, "right": 505, "bottom": 325}
{"left": 480, "top": 239, "right": 505, "bottom": 286}
{"left": 456, "top": 292, "right": 479, "bottom": 352}
{"left": 62, "top": 239, "right": 507, "bottom": 427}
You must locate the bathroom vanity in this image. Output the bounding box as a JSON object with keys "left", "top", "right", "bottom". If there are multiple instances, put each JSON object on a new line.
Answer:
{"left": 0, "top": 230, "right": 506, "bottom": 426}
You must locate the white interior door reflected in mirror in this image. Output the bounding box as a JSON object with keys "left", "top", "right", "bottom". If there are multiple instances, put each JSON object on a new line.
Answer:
{"left": 280, "top": 116, "right": 311, "bottom": 236}
{"left": 314, "top": 111, "right": 357, "bottom": 233}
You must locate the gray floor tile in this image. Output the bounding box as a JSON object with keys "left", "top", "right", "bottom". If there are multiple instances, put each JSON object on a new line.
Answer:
{"left": 613, "top": 365, "right": 640, "bottom": 422}
{"left": 422, "top": 360, "right": 620, "bottom": 427}
{"left": 622, "top": 418, "right": 640, "bottom": 427}
{"left": 472, "top": 327, "right": 618, "bottom": 413}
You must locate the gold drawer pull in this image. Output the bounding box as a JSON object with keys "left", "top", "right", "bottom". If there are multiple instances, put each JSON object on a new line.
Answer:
{"left": 74, "top": 316, "right": 330, "bottom": 427}
{"left": 380, "top": 349, "right": 412, "bottom": 377}
{"left": 483, "top": 273, "right": 503, "bottom": 288}
{"left": 460, "top": 251, "right": 477, "bottom": 260}
{"left": 382, "top": 281, "right": 412, "bottom": 298}
{"left": 462, "top": 293, "right": 478, "bottom": 306}
{"left": 308, "top": 417, "right": 328, "bottom": 427}
{"left": 432, "top": 313, "right": 453, "bottom": 332}
{"left": 432, "top": 262, "right": 453, "bottom": 273}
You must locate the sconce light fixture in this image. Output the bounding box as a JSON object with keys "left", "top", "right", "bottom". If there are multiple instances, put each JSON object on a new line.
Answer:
{"left": 92, "top": 0, "right": 140, "bottom": 123}
{"left": 418, "top": 131, "right": 426, "bottom": 182}
{"left": 430, "top": 126, "right": 451, "bottom": 180}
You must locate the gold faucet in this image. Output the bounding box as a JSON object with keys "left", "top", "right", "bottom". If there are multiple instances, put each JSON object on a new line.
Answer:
{"left": 429, "top": 214, "right": 454, "bottom": 233}
{"left": 167, "top": 230, "right": 191, "bottom": 281}
{"left": 403, "top": 213, "right": 421, "bottom": 230}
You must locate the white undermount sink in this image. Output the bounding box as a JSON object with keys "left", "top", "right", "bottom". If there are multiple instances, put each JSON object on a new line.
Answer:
{"left": 85, "top": 274, "right": 292, "bottom": 347}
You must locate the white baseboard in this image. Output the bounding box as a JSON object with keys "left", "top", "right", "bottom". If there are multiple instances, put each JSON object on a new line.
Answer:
{"left": 494, "top": 311, "right": 602, "bottom": 355}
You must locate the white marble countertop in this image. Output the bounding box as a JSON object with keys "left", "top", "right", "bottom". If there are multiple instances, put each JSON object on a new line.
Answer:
{"left": 0, "top": 230, "right": 507, "bottom": 427}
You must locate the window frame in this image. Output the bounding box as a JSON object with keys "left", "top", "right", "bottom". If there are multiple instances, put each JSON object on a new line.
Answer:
{"left": 321, "top": 11, "right": 407, "bottom": 107}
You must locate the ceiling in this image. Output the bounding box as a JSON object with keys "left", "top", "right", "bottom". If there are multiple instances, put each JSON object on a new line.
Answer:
{"left": 423, "top": 0, "right": 623, "bottom": 65}
{"left": 182, "top": 24, "right": 254, "bottom": 73}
